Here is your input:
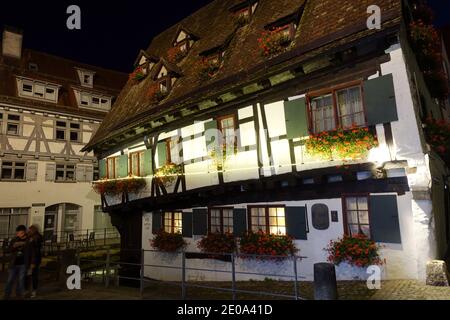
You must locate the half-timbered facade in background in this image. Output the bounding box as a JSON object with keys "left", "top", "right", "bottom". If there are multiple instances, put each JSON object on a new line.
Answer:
{"left": 84, "top": 0, "right": 450, "bottom": 281}
{"left": 0, "top": 27, "right": 127, "bottom": 240}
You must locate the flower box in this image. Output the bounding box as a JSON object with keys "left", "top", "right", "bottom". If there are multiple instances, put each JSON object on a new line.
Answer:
{"left": 258, "top": 28, "right": 292, "bottom": 57}
{"left": 198, "top": 60, "right": 221, "bottom": 82}
{"left": 239, "top": 231, "right": 298, "bottom": 261}
{"left": 305, "top": 127, "right": 378, "bottom": 161}
{"left": 147, "top": 83, "right": 169, "bottom": 103}
{"left": 92, "top": 178, "right": 147, "bottom": 196}
{"left": 129, "top": 66, "right": 147, "bottom": 82}
{"left": 197, "top": 233, "right": 236, "bottom": 261}
{"left": 167, "top": 46, "right": 188, "bottom": 64}
{"left": 151, "top": 231, "right": 187, "bottom": 253}
{"left": 154, "top": 163, "right": 182, "bottom": 187}
{"left": 325, "top": 234, "right": 383, "bottom": 268}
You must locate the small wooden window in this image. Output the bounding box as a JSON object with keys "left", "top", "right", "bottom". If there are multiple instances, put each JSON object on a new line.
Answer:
{"left": 162, "top": 212, "right": 182, "bottom": 234}
{"left": 218, "top": 115, "right": 236, "bottom": 151}
{"left": 129, "top": 151, "right": 145, "bottom": 177}
{"left": 106, "top": 157, "right": 119, "bottom": 179}
{"left": 248, "top": 206, "right": 286, "bottom": 235}
{"left": 209, "top": 208, "right": 234, "bottom": 234}
{"left": 7, "top": 114, "right": 20, "bottom": 136}
{"left": 1, "top": 161, "right": 26, "bottom": 180}
{"left": 55, "top": 163, "right": 76, "bottom": 182}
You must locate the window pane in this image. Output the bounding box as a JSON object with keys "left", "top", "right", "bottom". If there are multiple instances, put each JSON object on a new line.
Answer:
{"left": 360, "top": 225, "right": 371, "bottom": 237}
{"left": 337, "top": 87, "right": 364, "bottom": 128}
{"left": 2, "top": 168, "right": 12, "bottom": 179}
{"left": 70, "top": 131, "right": 79, "bottom": 142}
{"left": 346, "top": 197, "right": 358, "bottom": 210}
{"left": 7, "top": 124, "right": 18, "bottom": 135}
{"left": 311, "top": 94, "right": 335, "bottom": 133}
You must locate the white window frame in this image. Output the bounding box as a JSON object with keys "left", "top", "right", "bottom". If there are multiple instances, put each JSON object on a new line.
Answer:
{"left": 17, "top": 77, "right": 60, "bottom": 103}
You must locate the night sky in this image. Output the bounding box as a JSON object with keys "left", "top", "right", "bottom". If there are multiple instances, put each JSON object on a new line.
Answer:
{"left": 0, "top": 0, "right": 449, "bottom": 73}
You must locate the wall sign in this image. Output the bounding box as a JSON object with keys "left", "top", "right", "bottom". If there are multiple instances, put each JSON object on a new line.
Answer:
{"left": 331, "top": 211, "right": 339, "bottom": 222}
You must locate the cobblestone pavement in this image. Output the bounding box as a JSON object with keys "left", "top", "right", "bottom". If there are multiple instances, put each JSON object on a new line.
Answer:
{"left": 1, "top": 274, "right": 449, "bottom": 300}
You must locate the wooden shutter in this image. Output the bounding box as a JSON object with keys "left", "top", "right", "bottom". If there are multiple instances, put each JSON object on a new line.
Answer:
{"left": 204, "top": 120, "right": 218, "bottom": 151}
{"left": 117, "top": 155, "right": 128, "bottom": 178}
{"left": 142, "top": 149, "right": 153, "bottom": 176}
{"left": 26, "top": 162, "right": 38, "bottom": 181}
{"left": 152, "top": 211, "right": 162, "bottom": 234}
{"left": 364, "top": 74, "right": 399, "bottom": 125}
{"left": 285, "top": 206, "right": 308, "bottom": 240}
{"left": 369, "top": 195, "right": 402, "bottom": 244}
{"left": 45, "top": 163, "right": 56, "bottom": 181}
{"left": 182, "top": 212, "right": 193, "bottom": 238}
{"left": 233, "top": 208, "right": 247, "bottom": 237}
{"left": 85, "top": 165, "right": 94, "bottom": 182}
{"left": 99, "top": 159, "right": 107, "bottom": 179}
{"left": 75, "top": 165, "right": 86, "bottom": 182}
{"left": 193, "top": 209, "right": 208, "bottom": 236}
{"left": 284, "top": 98, "right": 309, "bottom": 139}
{"left": 157, "top": 142, "right": 167, "bottom": 167}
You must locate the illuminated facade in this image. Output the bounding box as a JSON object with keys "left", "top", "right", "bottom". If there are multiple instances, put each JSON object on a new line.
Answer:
{"left": 84, "top": 0, "right": 450, "bottom": 281}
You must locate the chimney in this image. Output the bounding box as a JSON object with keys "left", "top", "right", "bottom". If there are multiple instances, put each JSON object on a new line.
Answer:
{"left": 2, "top": 26, "right": 23, "bottom": 59}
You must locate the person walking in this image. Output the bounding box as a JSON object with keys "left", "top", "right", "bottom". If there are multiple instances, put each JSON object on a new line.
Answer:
{"left": 3, "top": 225, "right": 29, "bottom": 300}
{"left": 27, "top": 225, "right": 43, "bottom": 298}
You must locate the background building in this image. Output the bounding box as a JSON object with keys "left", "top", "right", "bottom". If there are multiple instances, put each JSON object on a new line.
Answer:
{"left": 0, "top": 26, "right": 127, "bottom": 241}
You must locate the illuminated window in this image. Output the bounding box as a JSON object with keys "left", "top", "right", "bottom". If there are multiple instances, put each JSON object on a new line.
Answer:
{"left": 209, "top": 208, "right": 234, "bottom": 234}
{"left": 344, "top": 196, "right": 371, "bottom": 238}
{"left": 249, "top": 206, "right": 286, "bottom": 235}
{"left": 162, "top": 212, "right": 182, "bottom": 234}
{"left": 165, "top": 137, "right": 181, "bottom": 165}
{"left": 309, "top": 84, "right": 365, "bottom": 134}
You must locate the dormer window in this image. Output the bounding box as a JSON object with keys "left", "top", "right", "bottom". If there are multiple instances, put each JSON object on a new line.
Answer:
{"left": 147, "top": 61, "right": 181, "bottom": 102}
{"left": 168, "top": 28, "right": 199, "bottom": 64}
{"left": 16, "top": 77, "right": 60, "bottom": 103}
{"left": 76, "top": 69, "right": 95, "bottom": 88}
{"left": 199, "top": 51, "right": 225, "bottom": 81}
{"left": 131, "top": 51, "right": 158, "bottom": 82}
{"left": 28, "top": 63, "right": 38, "bottom": 72}
{"left": 231, "top": 1, "right": 258, "bottom": 26}
{"left": 75, "top": 89, "right": 112, "bottom": 111}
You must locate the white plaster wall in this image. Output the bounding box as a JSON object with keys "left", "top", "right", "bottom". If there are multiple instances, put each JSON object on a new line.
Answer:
{"left": 142, "top": 194, "right": 418, "bottom": 282}
{"left": 0, "top": 160, "right": 100, "bottom": 233}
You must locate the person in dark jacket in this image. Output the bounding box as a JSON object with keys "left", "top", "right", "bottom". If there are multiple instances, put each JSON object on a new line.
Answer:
{"left": 27, "top": 225, "right": 43, "bottom": 298}
{"left": 3, "top": 225, "right": 29, "bottom": 300}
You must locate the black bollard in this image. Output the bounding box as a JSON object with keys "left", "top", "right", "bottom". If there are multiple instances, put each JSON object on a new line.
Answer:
{"left": 314, "top": 263, "right": 338, "bottom": 300}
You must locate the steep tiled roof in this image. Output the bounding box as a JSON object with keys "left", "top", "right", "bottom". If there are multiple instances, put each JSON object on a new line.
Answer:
{"left": 88, "top": 0, "right": 402, "bottom": 149}
{"left": 0, "top": 47, "right": 128, "bottom": 119}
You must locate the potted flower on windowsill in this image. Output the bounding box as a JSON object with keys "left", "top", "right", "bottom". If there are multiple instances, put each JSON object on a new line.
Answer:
{"left": 258, "top": 28, "right": 292, "bottom": 57}
{"left": 198, "top": 59, "right": 222, "bottom": 82}
{"left": 92, "top": 177, "right": 147, "bottom": 196}
{"left": 239, "top": 231, "right": 298, "bottom": 261}
{"left": 154, "top": 163, "right": 182, "bottom": 188}
{"left": 208, "top": 144, "right": 237, "bottom": 171}
{"left": 423, "top": 117, "right": 450, "bottom": 165}
{"left": 167, "top": 46, "right": 188, "bottom": 64}
{"left": 129, "top": 66, "right": 147, "bottom": 82}
{"left": 197, "top": 233, "right": 237, "bottom": 261}
{"left": 151, "top": 231, "right": 187, "bottom": 253}
{"left": 147, "top": 83, "right": 169, "bottom": 103}
{"left": 305, "top": 127, "right": 378, "bottom": 161}
{"left": 325, "top": 234, "right": 383, "bottom": 280}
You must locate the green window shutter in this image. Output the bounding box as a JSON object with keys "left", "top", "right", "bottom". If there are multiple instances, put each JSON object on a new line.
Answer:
{"left": 157, "top": 142, "right": 167, "bottom": 167}
{"left": 152, "top": 211, "right": 162, "bottom": 234}
{"left": 233, "top": 208, "right": 247, "bottom": 237}
{"left": 193, "top": 209, "right": 208, "bottom": 236}
{"left": 369, "top": 195, "right": 402, "bottom": 244}
{"left": 284, "top": 98, "right": 309, "bottom": 139}
{"left": 285, "top": 206, "right": 308, "bottom": 240}
{"left": 117, "top": 155, "right": 128, "bottom": 178}
{"left": 99, "top": 159, "right": 107, "bottom": 179}
{"left": 204, "top": 120, "right": 219, "bottom": 150}
{"left": 142, "top": 149, "right": 153, "bottom": 176}
{"left": 364, "top": 74, "right": 399, "bottom": 125}
{"left": 182, "top": 212, "right": 193, "bottom": 238}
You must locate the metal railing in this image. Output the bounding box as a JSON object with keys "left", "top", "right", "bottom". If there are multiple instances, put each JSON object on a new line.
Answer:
{"left": 77, "top": 249, "right": 307, "bottom": 300}
{"left": 1, "top": 228, "right": 120, "bottom": 256}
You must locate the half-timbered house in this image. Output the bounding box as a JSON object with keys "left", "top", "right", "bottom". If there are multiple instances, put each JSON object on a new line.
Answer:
{"left": 84, "top": 0, "right": 450, "bottom": 281}
{"left": 0, "top": 27, "right": 127, "bottom": 241}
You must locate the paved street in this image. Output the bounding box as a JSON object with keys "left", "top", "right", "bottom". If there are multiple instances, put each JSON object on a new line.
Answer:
{"left": 1, "top": 271, "right": 449, "bottom": 300}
